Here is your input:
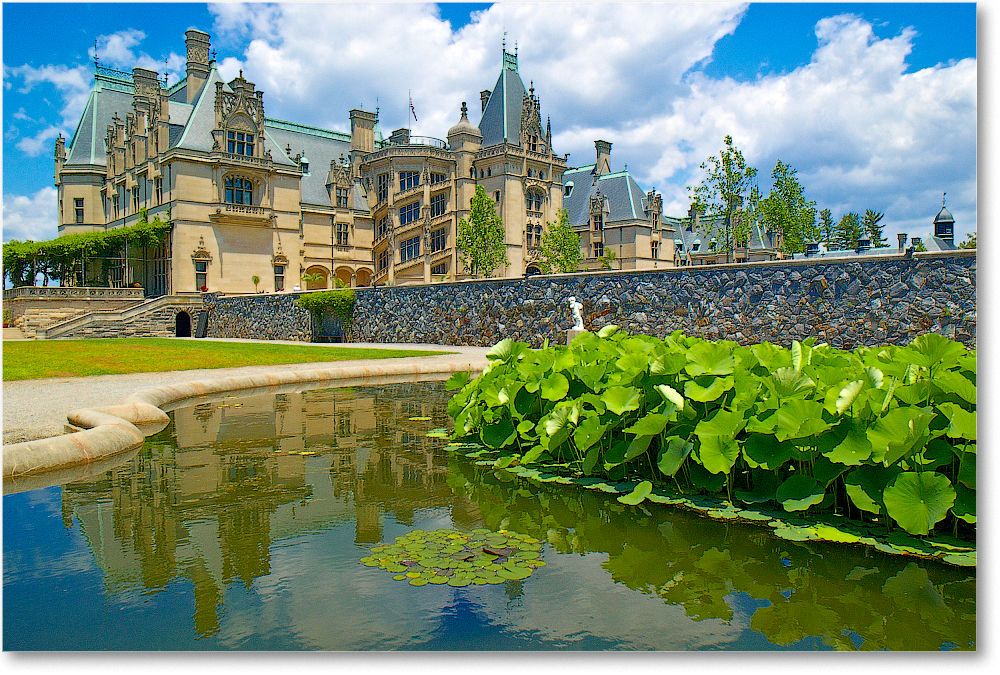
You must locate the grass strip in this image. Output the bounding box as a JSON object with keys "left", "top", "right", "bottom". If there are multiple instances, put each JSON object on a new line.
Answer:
{"left": 2, "top": 338, "right": 452, "bottom": 380}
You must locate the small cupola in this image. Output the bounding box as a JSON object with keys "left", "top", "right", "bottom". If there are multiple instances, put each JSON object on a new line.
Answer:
{"left": 934, "top": 192, "right": 955, "bottom": 245}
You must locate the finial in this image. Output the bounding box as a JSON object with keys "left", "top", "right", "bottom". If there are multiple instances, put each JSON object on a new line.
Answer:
{"left": 239, "top": 69, "right": 243, "bottom": 79}
{"left": 211, "top": 49, "right": 216, "bottom": 62}
{"left": 530, "top": 81, "right": 534, "bottom": 96}
{"left": 515, "top": 41, "right": 518, "bottom": 56}
{"left": 943, "top": 192, "right": 947, "bottom": 207}
{"left": 93, "top": 39, "right": 99, "bottom": 67}
{"left": 461, "top": 101, "right": 468, "bottom": 118}
{"left": 503, "top": 30, "right": 506, "bottom": 51}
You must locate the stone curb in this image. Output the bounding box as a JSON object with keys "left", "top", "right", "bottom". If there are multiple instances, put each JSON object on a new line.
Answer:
{"left": 3, "top": 357, "right": 487, "bottom": 486}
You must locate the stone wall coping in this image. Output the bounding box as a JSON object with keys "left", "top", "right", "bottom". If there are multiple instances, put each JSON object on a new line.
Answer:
{"left": 3, "top": 358, "right": 486, "bottom": 493}
{"left": 3, "top": 286, "right": 145, "bottom": 301}
{"left": 346, "top": 248, "right": 976, "bottom": 294}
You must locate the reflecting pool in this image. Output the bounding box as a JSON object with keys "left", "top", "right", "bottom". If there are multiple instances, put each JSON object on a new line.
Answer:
{"left": 3, "top": 381, "right": 976, "bottom": 650}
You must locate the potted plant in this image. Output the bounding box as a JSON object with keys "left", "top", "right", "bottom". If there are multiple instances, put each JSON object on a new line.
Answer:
{"left": 200, "top": 285, "right": 208, "bottom": 293}
{"left": 251, "top": 274, "right": 260, "bottom": 293}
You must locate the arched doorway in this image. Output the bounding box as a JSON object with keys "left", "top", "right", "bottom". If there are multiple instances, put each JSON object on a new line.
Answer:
{"left": 304, "top": 265, "right": 329, "bottom": 290}
{"left": 525, "top": 265, "right": 542, "bottom": 277}
{"left": 335, "top": 267, "right": 353, "bottom": 288}
{"left": 175, "top": 311, "right": 192, "bottom": 337}
{"left": 356, "top": 268, "right": 372, "bottom": 287}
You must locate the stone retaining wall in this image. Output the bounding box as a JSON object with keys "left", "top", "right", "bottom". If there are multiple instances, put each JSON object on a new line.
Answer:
{"left": 206, "top": 251, "right": 976, "bottom": 350}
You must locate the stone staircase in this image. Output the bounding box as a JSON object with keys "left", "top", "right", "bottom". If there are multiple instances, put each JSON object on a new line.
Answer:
{"left": 40, "top": 294, "right": 203, "bottom": 339}
{"left": 3, "top": 326, "right": 27, "bottom": 340}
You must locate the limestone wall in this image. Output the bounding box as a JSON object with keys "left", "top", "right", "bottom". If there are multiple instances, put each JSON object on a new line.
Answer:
{"left": 205, "top": 251, "right": 976, "bottom": 350}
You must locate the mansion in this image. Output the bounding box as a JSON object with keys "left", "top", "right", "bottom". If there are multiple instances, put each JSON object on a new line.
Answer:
{"left": 55, "top": 29, "right": 780, "bottom": 295}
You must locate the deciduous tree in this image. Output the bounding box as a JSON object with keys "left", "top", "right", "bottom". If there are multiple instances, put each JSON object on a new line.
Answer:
{"left": 538, "top": 208, "right": 582, "bottom": 274}
{"left": 689, "top": 135, "right": 757, "bottom": 259}
{"left": 756, "top": 160, "right": 818, "bottom": 253}
{"left": 456, "top": 185, "right": 509, "bottom": 278}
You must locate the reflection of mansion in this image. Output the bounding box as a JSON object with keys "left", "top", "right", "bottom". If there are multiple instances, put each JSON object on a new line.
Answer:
{"left": 55, "top": 29, "right": 704, "bottom": 294}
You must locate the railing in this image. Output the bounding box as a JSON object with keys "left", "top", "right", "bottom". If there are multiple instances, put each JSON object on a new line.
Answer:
{"left": 403, "top": 136, "right": 449, "bottom": 150}
{"left": 41, "top": 294, "right": 203, "bottom": 340}
{"left": 224, "top": 204, "right": 266, "bottom": 215}
{"left": 3, "top": 286, "right": 144, "bottom": 301}
{"left": 217, "top": 152, "right": 272, "bottom": 167}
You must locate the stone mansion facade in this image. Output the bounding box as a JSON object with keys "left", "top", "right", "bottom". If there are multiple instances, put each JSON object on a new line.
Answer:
{"left": 55, "top": 29, "right": 771, "bottom": 295}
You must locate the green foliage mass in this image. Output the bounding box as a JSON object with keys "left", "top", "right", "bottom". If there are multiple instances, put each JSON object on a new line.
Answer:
{"left": 689, "top": 135, "right": 757, "bottom": 254}
{"left": 447, "top": 329, "right": 975, "bottom": 539}
{"left": 456, "top": 185, "right": 509, "bottom": 278}
{"left": 297, "top": 287, "right": 356, "bottom": 334}
{"left": 2, "top": 211, "right": 171, "bottom": 287}
{"left": 756, "top": 160, "right": 818, "bottom": 254}
{"left": 538, "top": 208, "right": 582, "bottom": 274}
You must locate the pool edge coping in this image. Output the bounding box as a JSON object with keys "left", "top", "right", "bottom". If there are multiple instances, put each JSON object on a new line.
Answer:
{"left": 3, "top": 357, "right": 488, "bottom": 481}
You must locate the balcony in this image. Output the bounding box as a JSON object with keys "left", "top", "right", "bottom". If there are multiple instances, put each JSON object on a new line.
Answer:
{"left": 209, "top": 203, "right": 272, "bottom": 226}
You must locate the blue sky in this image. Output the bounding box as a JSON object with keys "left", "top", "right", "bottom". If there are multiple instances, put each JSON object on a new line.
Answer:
{"left": 2, "top": 2, "right": 981, "bottom": 245}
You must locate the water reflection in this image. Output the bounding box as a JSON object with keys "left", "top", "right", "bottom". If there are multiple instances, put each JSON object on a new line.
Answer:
{"left": 4, "top": 381, "right": 975, "bottom": 650}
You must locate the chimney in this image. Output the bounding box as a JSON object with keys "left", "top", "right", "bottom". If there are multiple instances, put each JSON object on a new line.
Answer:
{"left": 911, "top": 236, "right": 922, "bottom": 250}
{"left": 480, "top": 89, "right": 491, "bottom": 112}
{"left": 184, "top": 30, "right": 211, "bottom": 103}
{"left": 595, "top": 140, "right": 612, "bottom": 175}
{"left": 805, "top": 242, "right": 819, "bottom": 256}
{"left": 349, "top": 109, "right": 377, "bottom": 154}
{"left": 857, "top": 238, "right": 870, "bottom": 253}
{"left": 897, "top": 232, "right": 907, "bottom": 251}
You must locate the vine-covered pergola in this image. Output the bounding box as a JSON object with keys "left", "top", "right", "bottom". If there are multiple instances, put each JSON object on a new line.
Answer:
{"left": 3, "top": 212, "right": 172, "bottom": 292}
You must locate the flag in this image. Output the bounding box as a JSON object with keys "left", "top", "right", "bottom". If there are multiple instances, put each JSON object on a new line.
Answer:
{"left": 409, "top": 95, "right": 417, "bottom": 122}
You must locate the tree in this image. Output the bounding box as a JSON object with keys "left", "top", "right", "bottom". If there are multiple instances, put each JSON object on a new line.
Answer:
{"left": 959, "top": 232, "right": 976, "bottom": 249}
{"left": 538, "top": 208, "right": 582, "bottom": 274}
{"left": 819, "top": 208, "right": 835, "bottom": 249}
{"left": 862, "top": 209, "right": 887, "bottom": 247}
{"left": 456, "top": 185, "right": 509, "bottom": 278}
{"left": 251, "top": 274, "right": 260, "bottom": 292}
{"left": 756, "top": 160, "right": 818, "bottom": 253}
{"left": 597, "top": 249, "right": 617, "bottom": 270}
{"left": 689, "top": 135, "right": 757, "bottom": 260}
{"left": 833, "top": 212, "right": 863, "bottom": 250}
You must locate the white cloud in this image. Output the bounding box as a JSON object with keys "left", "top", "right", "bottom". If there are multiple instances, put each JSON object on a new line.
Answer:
{"left": 2, "top": 186, "right": 59, "bottom": 242}
{"left": 15, "top": 124, "right": 64, "bottom": 156}
{"left": 205, "top": 4, "right": 973, "bottom": 241}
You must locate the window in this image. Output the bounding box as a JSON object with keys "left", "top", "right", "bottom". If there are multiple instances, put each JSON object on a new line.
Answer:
{"left": 526, "top": 224, "right": 542, "bottom": 248}
{"left": 400, "top": 235, "right": 420, "bottom": 262}
{"left": 154, "top": 178, "right": 163, "bottom": 204}
{"left": 377, "top": 248, "right": 391, "bottom": 273}
{"left": 431, "top": 262, "right": 447, "bottom": 276}
{"left": 651, "top": 241, "right": 659, "bottom": 259}
{"left": 564, "top": 183, "right": 573, "bottom": 197}
{"left": 74, "top": 198, "right": 84, "bottom": 224}
{"left": 274, "top": 264, "right": 285, "bottom": 292}
{"left": 494, "top": 190, "right": 500, "bottom": 204}
{"left": 592, "top": 214, "right": 603, "bottom": 231}
{"left": 376, "top": 216, "right": 389, "bottom": 240}
{"left": 399, "top": 201, "right": 420, "bottom": 226}
{"left": 528, "top": 135, "right": 538, "bottom": 153}
{"left": 430, "top": 193, "right": 446, "bottom": 218}
{"left": 336, "top": 188, "right": 349, "bottom": 208}
{"left": 376, "top": 173, "right": 389, "bottom": 202}
{"left": 430, "top": 172, "right": 447, "bottom": 185}
{"left": 227, "top": 131, "right": 254, "bottom": 156}
{"left": 399, "top": 171, "right": 419, "bottom": 192}
{"left": 527, "top": 192, "right": 543, "bottom": 212}
{"left": 430, "top": 227, "right": 447, "bottom": 253}
{"left": 195, "top": 260, "right": 208, "bottom": 290}
{"left": 112, "top": 195, "right": 120, "bottom": 219}
{"left": 131, "top": 187, "right": 139, "bottom": 213}
{"left": 336, "top": 222, "right": 349, "bottom": 246}
{"left": 225, "top": 176, "right": 254, "bottom": 205}
{"left": 593, "top": 242, "right": 604, "bottom": 258}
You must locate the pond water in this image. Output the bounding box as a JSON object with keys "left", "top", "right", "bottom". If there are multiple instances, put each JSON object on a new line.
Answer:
{"left": 3, "top": 381, "right": 975, "bottom": 651}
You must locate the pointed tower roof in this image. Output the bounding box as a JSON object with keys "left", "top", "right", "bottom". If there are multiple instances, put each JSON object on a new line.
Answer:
{"left": 478, "top": 47, "right": 528, "bottom": 147}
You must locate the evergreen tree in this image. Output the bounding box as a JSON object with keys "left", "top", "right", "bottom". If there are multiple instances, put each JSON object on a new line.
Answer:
{"left": 833, "top": 212, "right": 863, "bottom": 250}
{"left": 538, "top": 208, "right": 583, "bottom": 274}
{"left": 862, "top": 209, "right": 887, "bottom": 247}
{"left": 756, "top": 160, "right": 818, "bottom": 253}
{"left": 688, "top": 135, "right": 757, "bottom": 258}
{"left": 456, "top": 185, "right": 509, "bottom": 278}
{"left": 819, "top": 208, "right": 835, "bottom": 249}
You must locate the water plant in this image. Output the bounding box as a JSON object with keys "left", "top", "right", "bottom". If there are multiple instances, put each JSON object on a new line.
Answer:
{"left": 361, "top": 528, "right": 545, "bottom": 586}
{"left": 446, "top": 328, "right": 975, "bottom": 540}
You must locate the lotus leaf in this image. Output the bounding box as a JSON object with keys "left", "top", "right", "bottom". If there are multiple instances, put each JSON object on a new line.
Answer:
{"left": 956, "top": 452, "right": 975, "bottom": 489}
{"left": 811, "top": 455, "right": 847, "bottom": 486}
{"left": 617, "top": 480, "right": 653, "bottom": 505}
{"left": 656, "top": 436, "right": 693, "bottom": 477}
{"left": 901, "top": 332, "right": 966, "bottom": 370}
{"left": 540, "top": 372, "right": 570, "bottom": 401}
{"left": 773, "top": 399, "right": 830, "bottom": 441}
{"left": 684, "top": 376, "right": 734, "bottom": 403}
{"left": 951, "top": 484, "right": 975, "bottom": 524}
{"left": 867, "top": 407, "right": 934, "bottom": 465}
{"left": 573, "top": 415, "right": 606, "bottom": 453}
{"left": 883, "top": 472, "right": 956, "bottom": 535}
{"left": 933, "top": 370, "right": 977, "bottom": 405}
{"left": 624, "top": 412, "right": 670, "bottom": 437}
{"left": 834, "top": 380, "right": 865, "bottom": 413}
{"left": 601, "top": 386, "right": 642, "bottom": 416}
{"left": 654, "top": 384, "right": 685, "bottom": 409}
{"left": 776, "top": 475, "right": 825, "bottom": 511}
{"left": 771, "top": 367, "right": 816, "bottom": 398}
{"left": 445, "top": 371, "right": 471, "bottom": 390}
{"left": 685, "top": 341, "right": 736, "bottom": 377}
{"left": 688, "top": 462, "right": 726, "bottom": 492}
{"left": 481, "top": 417, "right": 516, "bottom": 449}
{"left": 741, "top": 433, "right": 794, "bottom": 470}
{"left": 936, "top": 402, "right": 976, "bottom": 441}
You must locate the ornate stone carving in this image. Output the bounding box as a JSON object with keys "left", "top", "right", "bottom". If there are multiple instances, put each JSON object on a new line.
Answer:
{"left": 192, "top": 236, "right": 212, "bottom": 261}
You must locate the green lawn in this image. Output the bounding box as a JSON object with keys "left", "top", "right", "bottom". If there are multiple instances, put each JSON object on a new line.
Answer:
{"left": 2, "top": 338, "right": 451, "bottom": 380}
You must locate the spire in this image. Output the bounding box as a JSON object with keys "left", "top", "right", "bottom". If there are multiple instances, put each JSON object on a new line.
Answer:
{"left": 943, "top": 191, "right": 947, "bottom": 207}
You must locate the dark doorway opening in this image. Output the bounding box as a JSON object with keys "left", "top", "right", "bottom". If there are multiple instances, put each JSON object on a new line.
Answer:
{"left": 175, "top": 311, "right": 192, "bottom": 337}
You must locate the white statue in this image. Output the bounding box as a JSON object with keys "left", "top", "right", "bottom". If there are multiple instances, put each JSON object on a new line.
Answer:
{"left": 568, "top": 296, "right": 584, "bottom": 330}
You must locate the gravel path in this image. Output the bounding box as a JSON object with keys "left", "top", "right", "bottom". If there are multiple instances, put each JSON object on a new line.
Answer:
{"left": 3, "top": 339, "right": 489, "bottom": 444}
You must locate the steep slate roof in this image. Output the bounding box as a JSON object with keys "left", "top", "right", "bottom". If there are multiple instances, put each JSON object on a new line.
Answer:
{"left": 64, "top": 79, "right": 133, "bottom": 168}
{"left": 478, "top": 54, "right": 527, "bottom": 148}
{"left": 265, "top": 119, "right": 352, "bottom": 207}
{"left": 561, "top": 166, "right": 652, "bottom": 229}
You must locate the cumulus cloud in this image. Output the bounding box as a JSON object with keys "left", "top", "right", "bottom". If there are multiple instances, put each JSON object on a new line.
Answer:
{"left": 2, "top": 186, "right": 59, "bottom": 242}
{"left": 206, "top": 3, "right": 974, "bottom": 241}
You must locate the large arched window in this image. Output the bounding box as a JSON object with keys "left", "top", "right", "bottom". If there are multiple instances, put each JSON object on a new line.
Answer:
{"left": 225, "top": 176, "right": 254, "bottom": 205}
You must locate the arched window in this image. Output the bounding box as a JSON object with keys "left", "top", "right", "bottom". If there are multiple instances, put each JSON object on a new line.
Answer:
{"left": 225, "top": 176, "right": 254, "bottom": 205}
